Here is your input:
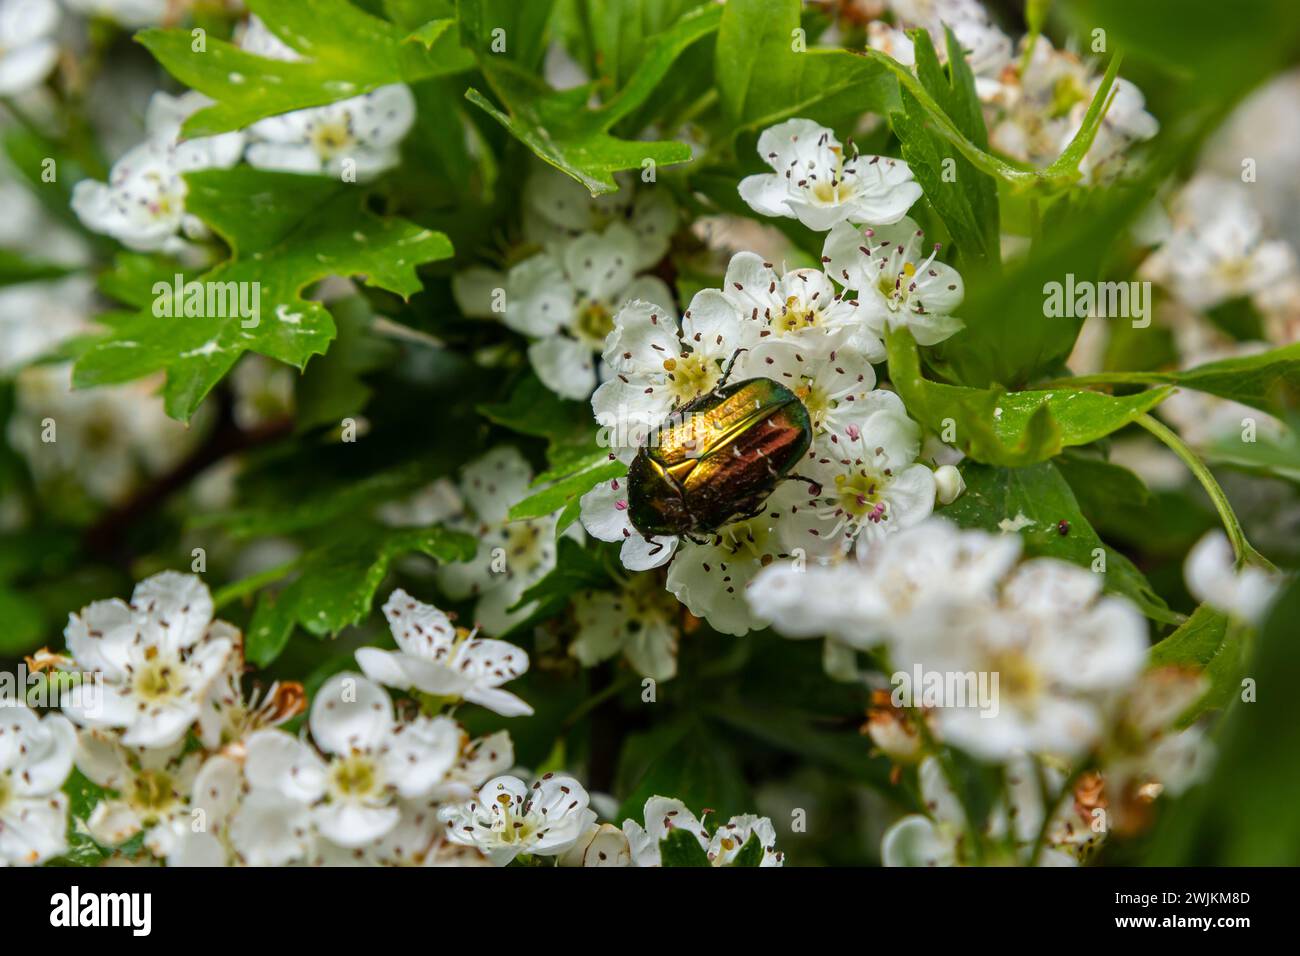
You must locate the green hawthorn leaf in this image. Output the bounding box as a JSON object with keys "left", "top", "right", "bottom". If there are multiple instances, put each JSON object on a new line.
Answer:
{"left": 888, "top": 329, "right": 1172, "bottom": 466}
{"left": 891, "top": 27, "right": 999, "bottom": 271}
{"left": 616, "top": 718, "right": 752, "bottom": 825}
{"left": 72, "top": 168, "right": 452, "bottom": 422}
{"left": 729, "top": 831, "right": 765, "bottom": 866}
{"left": 507, "top": 460, "right": 625, "bottom": 522}
{"left": 942, "top": 461, "right": 1180, "bottom": 624}
{"left": 659, "top": 828, "right": 711, "bottom": 867}
{"left": 1148, "top": 603, "right": 1243, "bottom": 724}
{"left": 1054, "top": 453, "right": 1155, "bottom": 537}
{"left": 477, "top": 373, "right": 593, "bottom": 441}
{"left": 141, "top": 0, "right": 473, "bottom": 137}
{"left": 191, "top": 460, "right": 446, "bottom": 537}
{"left": 457, "top": 0, "right": 556, "bottom": 69}
{"left": 245, "top": 523, "right": 476, "bottom": 666}
{"left": 0, "top": 250, "right": 73, "bottom": 287}
{"left": 0, "top": 587, "right": 43, "bottom": 655}
{"left": 580, "top": 0, "right": 712, "bottom": 89}
{"left": 1147, "top": 577, "right": 1300, "bottom": 865}
{"left": 96, "top": 252, "right": 201, "bottom": 309}
{"left": 716, "top": 0, "right": 898, "bottom": 134}
{"left": 1092, "top": 344, "right": 1300, "bottom": 418}
{"left": 295, "top": 296, "right": 398, "bottom": 431}
{"left": 407, "top": 18, "right": 456, "bottom": 49}
{"left": 465, "top": 5, "right": 720, "bottom": 194}
{"left": 1047, "top": 52, "right": 1123, "bottom": 179}
{"left": 46, "top": 770, "right": 117, "bottom": 866}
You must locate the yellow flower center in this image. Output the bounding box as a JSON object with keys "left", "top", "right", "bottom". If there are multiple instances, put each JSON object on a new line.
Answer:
{"left": 311, "top": 121, "right": 354, "bottom": 158}
{"left": 131, "top": 770, "right": 177, "bottom": 818}
{"left": 664, "top": 353, "right": 718, "bottom": 404}
{"left": 133, "top": 655, "right": 179, "bottom": 703}
{"left": 795, "top": 383, "right": 831, "bottom": 428}
{"left": 774, "top": 295, "right": 821, "bottom": 334}
{"left": 988, "top": 651, "right": 1042, "bottom": 701}
{"left": 331, "top": 755, "right": 380, "bottom": 799}
{"left": 574, "top": 299, "right": 615, "bottom": 347}
{"left": 834, "top": 471, "right": 885, "bottom": 521}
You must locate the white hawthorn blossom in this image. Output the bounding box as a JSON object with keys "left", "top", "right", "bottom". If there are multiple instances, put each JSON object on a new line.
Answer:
{"left": 739, "top": 119, "right": 922, "bottom": 231}
{"left": 335, "top": 728, "right": 515, "bottom": 867}
{"left": 7, "top": 365, "right": 203, "bottom": 505}
{"left": 776, "top": 390, "right": 938, "bottom": 559}
{"left": 1184, "top": 530, "right": 1283, "bottom": 626}
{"left": 622, "top": 796, "right": 784, "bottom": 866}
{"left": 1140, "top": 175, "right": 1298, "bottom": 311}
{"left": 357, "top": 588, "right": 533, "bottom": 717}
{"left": 720, "top": 251, "right": 886, "bottom": 362}
{"left": 892, "top": 558, "right": 1149, "bottom": 761}
{"left": 823, "top": 216, "right": 965, "bottom": 346}
{"left": 73, "top": 729, "right": 205, "bottom": 853}
{"left": 457, "top": 229, "right": 675, "bottom": 400}
{"left": 521, "top": 164, "right": 677, "bottom": 270}
{"left": 232, "top": 673, "right": 462, "bottom": 863}
{"left": 197, "top": 662, "right": 305, "bottom": 753}
{"left": 60, "top": 572, "right": 236, "bottom": 749}
{"left": 869, "top": 1, "right": 1013, "bottom": 100}
{"left": 0, "top": 0, "right": 59, "bottom": 96}
{"left": 238, "top": 16, "right": 415, "bottom": 178}
{"left": 244, "top": 85, "right": 417, "bottom": 179}
{"left": 751, "top": 517, "right": 1020, "bottom": 648}
{"left": 0, "top": 277, "right": 94, "bottom": 376}
{"left": 0, "top": 704, "right": 74, "bottom": 866}
{"left": 71, "top": 91, "right": 245, "bottom": 254}
{"left": 439, "top": 772, "right": 597, "bottom": 865}
{"left": 436, "top": 446, "right": 566, "bottom": 635}
{"left": 571, "top": 574, "right": 680, "bottom": 681}
{"left": 985, "top": 36, "right": 1157, "bottom": 180}
{"left": 593, "top": 295, "right": 759, "bottom": 465}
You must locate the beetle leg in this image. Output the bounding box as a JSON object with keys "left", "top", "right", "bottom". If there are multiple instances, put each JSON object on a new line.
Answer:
{"left": 642, "top": 534, "right": 664, "bottom": 556}
{"left": 714, "top": 347, "right": 750, "bottom": 392}
{"left": 783, "top": 473, "right": 824, "bottom": 496}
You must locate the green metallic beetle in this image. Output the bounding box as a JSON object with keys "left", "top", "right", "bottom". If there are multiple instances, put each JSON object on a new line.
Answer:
{"left": 626, "top": 354, "right": 817, "bottom": 542}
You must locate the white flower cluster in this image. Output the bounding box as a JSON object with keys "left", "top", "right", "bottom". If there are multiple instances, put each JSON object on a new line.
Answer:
{"left": 442, "top": 788, "right": 783, "bottom": 867}
{"left": 70, "top": 16, "right": 417, "bottom": 255}
{"left": 573, "top": 119, "right": 956, "bottom": 635}
{"left": 749, "top": 517, "right": 1215, "bottom": 866}
{"left": 868, "top": 0, "right": 1158, "bottom": 182}
{"left": 16, "top": 573, "right": 778, "bottom": 867}
{"left": 454, "top": 166, "right": 678, "bottom": 399}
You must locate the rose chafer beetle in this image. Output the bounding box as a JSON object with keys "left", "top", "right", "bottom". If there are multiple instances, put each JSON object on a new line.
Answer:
{"left": 626, "top": 353, "right": 817, "bottom": 541}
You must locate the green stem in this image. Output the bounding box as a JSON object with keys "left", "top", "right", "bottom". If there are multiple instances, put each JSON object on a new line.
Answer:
{"left": 0, "top": 97, "right": 50, "bottom": 142}
{"left": 212, "top": 558, "right": 299, "bottom": 610}
{"left": 907, "top": 703, "right": 985, "bottom": 865}
{"left": 1039, "top": 371, "right": 1170, "bottom": 390}
{"left": 1028, "top": 756, "right": 1092, "bottom": 867}
{"left": 1136, "top": 414, "right": 1274, "bottom": 572}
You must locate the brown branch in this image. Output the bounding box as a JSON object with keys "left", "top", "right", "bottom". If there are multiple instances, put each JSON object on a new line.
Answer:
{"left": 82, "top": 393, "right": 293, "bottom": 566}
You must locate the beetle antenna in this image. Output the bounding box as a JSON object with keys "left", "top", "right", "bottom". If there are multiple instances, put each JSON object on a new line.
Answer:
{"left": 783, "top": 474, "right": 823, "bottom": 496}
{"left": 716, "top": 348, "right": 749, "bottom": 391}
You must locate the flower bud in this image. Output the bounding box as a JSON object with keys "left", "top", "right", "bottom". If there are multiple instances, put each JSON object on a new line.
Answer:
{"left": 934, "top": 464, "right": 966, "bottom": 505}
